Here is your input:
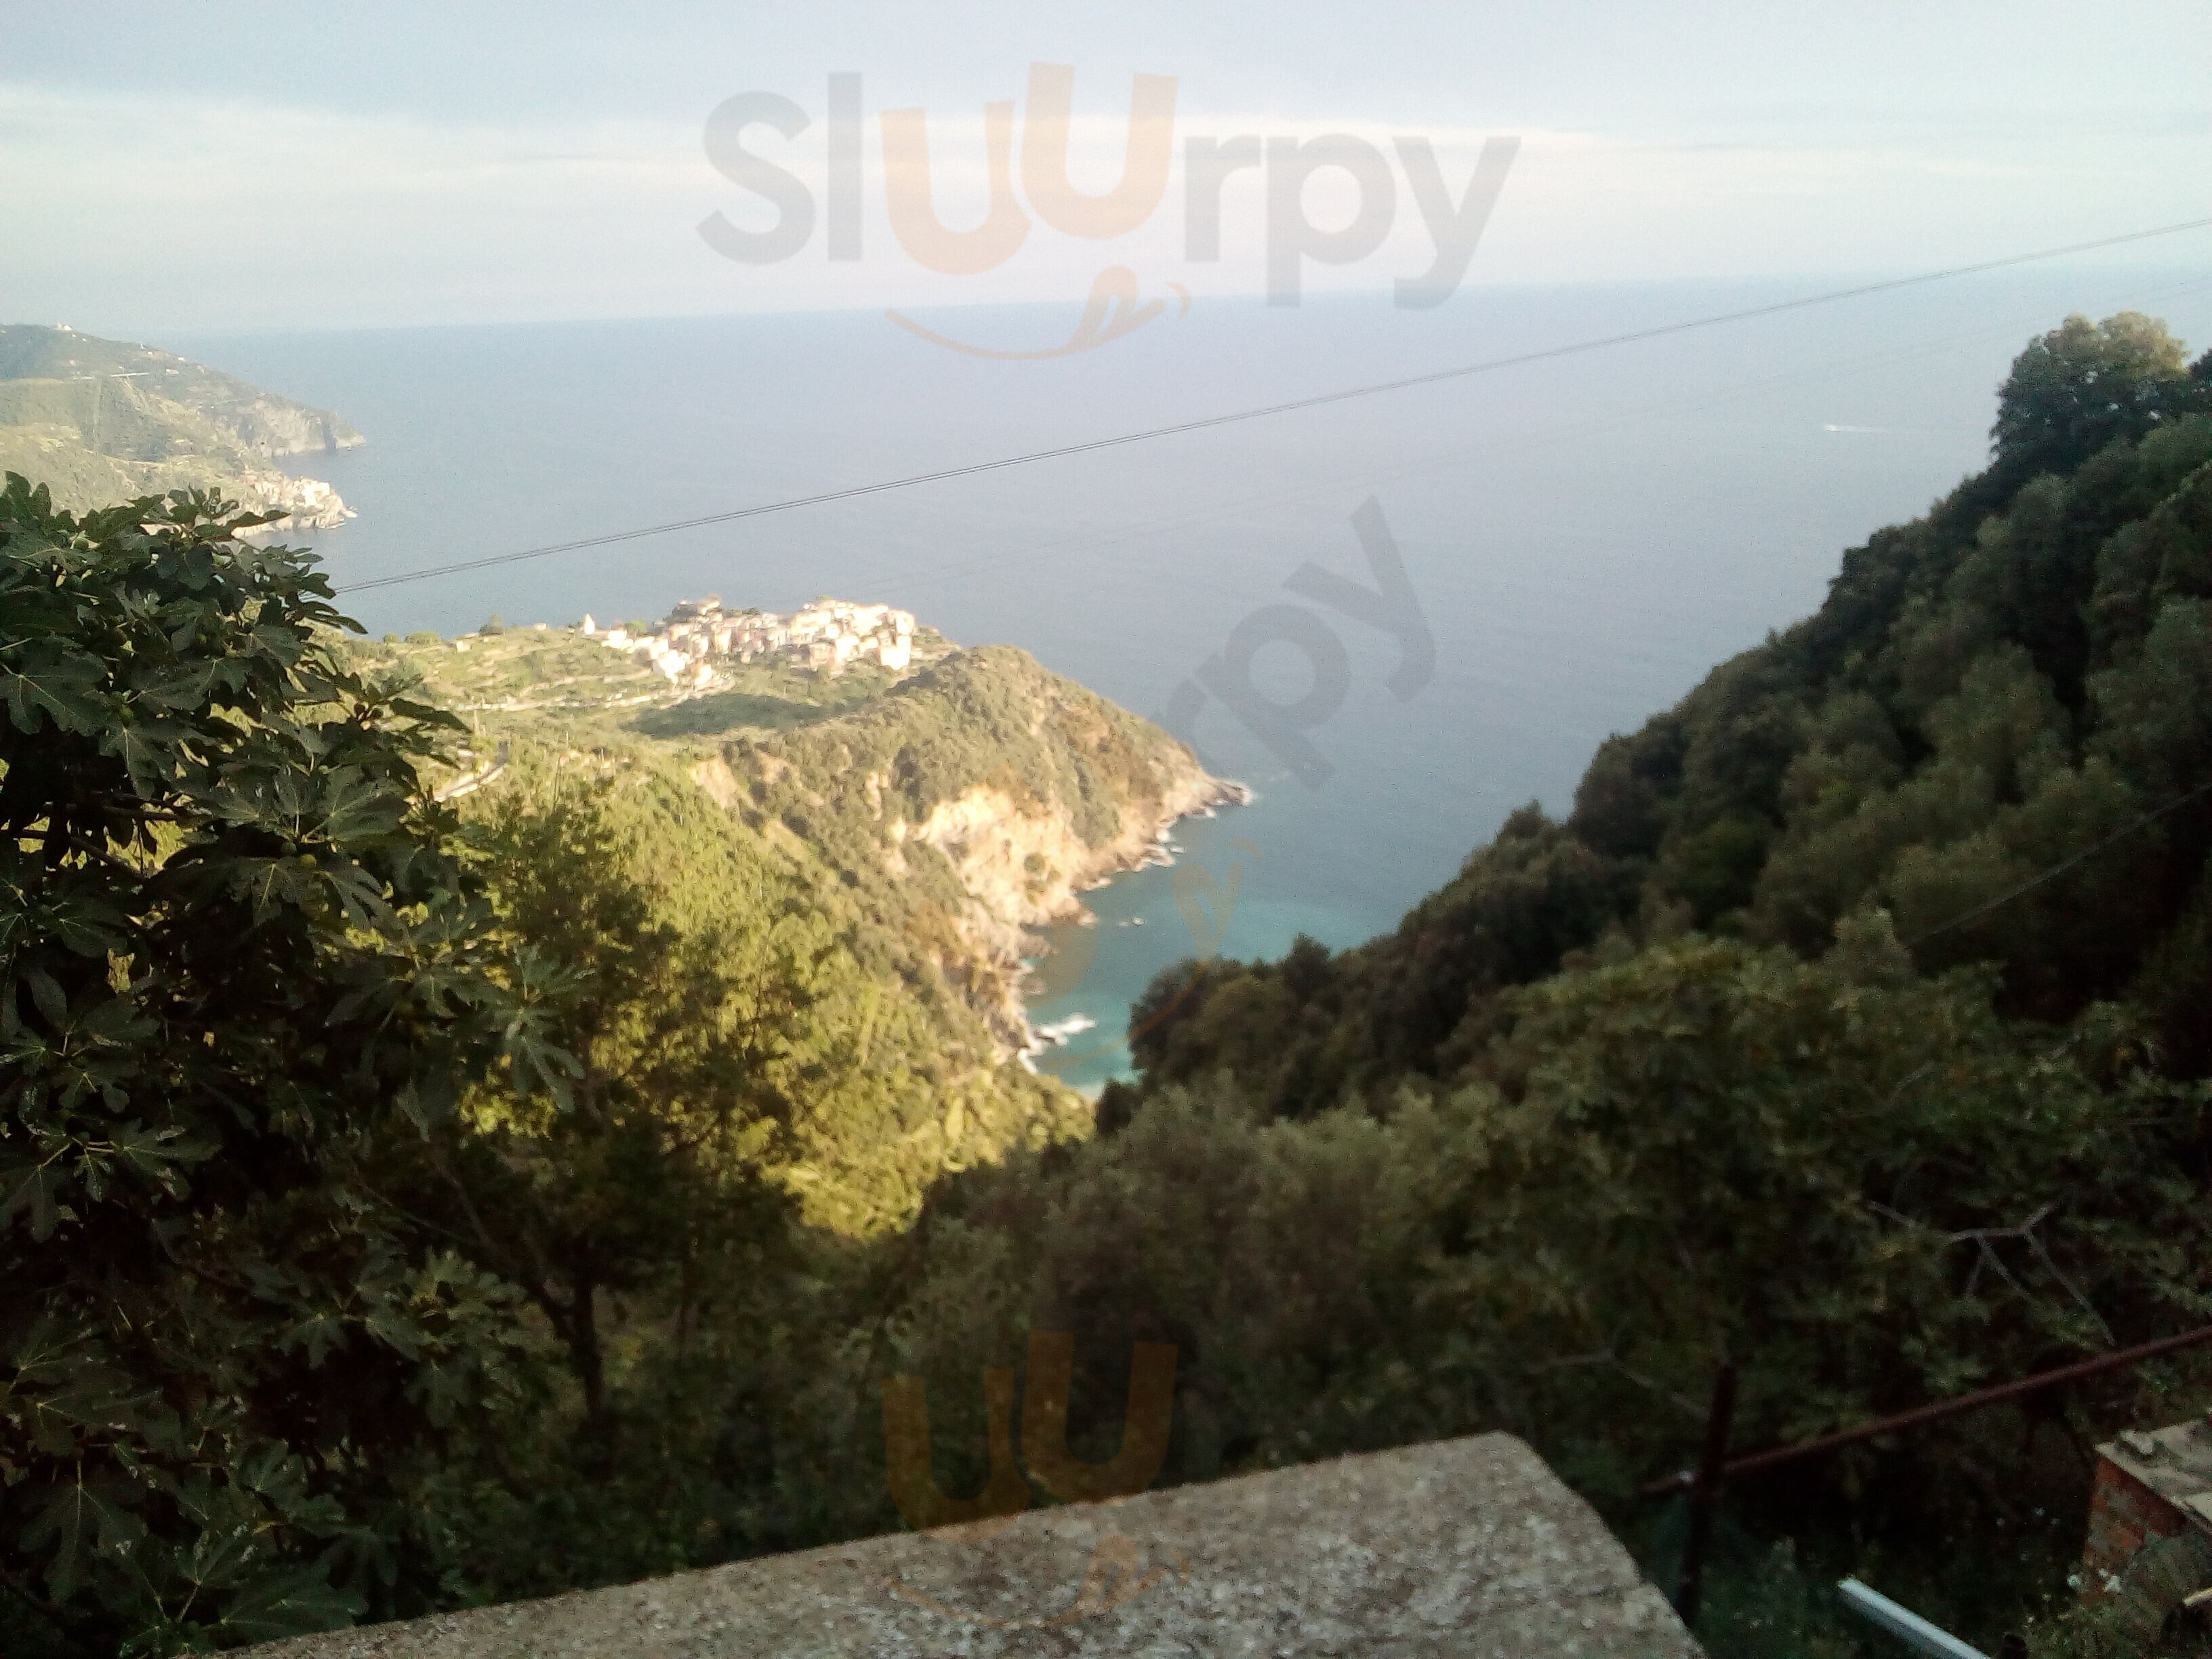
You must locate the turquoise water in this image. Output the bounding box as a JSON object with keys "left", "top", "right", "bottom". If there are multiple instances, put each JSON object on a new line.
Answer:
{"left": 1019, "top": 794, "right": 1350, "bottom": 1092}
{"left": 170, "top": 268, "right": 2212, "bottom": 1089}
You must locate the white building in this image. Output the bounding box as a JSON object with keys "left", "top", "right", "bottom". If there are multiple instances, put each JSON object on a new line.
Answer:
{"left": 591, "top": 596, "right": 920, "bottom": 682}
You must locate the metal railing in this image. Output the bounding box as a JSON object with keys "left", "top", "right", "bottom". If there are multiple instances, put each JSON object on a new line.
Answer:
{"left": 1839, "top": 1578, "right": 2003, "bottom": 1659}
{"left": 1649, "top": 1320, "right": 2212, "bottom": 1628}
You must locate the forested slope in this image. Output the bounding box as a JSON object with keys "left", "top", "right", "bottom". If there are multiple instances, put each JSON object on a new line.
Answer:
{"left": 0, "top": 324, "right": 360, "bottom": 521}
{"left": 1120, "top": 312, "right": 2212, "bottom": 1118}
{"left": 345, "top": 626, "right": 1231, "bottom": 1232}
{"left": 9, "top": 316, "right": 2211, "bottom": 1659}
{"left": 708, "top": 644, "right": 1237, "bottom": 1052}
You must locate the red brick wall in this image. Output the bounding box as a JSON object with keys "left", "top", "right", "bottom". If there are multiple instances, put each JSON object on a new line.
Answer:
{"left": 2082, "top": 1455, "right": 2189, "bottom": 1580}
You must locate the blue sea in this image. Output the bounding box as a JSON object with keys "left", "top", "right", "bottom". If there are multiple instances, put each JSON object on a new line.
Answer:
{"left": 172, "top": 266, "right": 2212, "bottom": 1091}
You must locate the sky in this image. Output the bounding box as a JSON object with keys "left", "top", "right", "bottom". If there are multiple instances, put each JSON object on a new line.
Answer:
{"left": 2, "top": 0, "right": 2208, "bottom": 333}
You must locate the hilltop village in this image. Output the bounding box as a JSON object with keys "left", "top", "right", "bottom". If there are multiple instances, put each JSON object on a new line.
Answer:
{"left": 577, "top": 596, "right": 917, "bottom": 689}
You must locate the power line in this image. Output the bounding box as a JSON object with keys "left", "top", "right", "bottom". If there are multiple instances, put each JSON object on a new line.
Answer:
{"left": 335, "top": 216, "right": 2212, "bottom": 596}
{"left": 871, "top": 271, "right": 2212, "bottom": 605}
{"left": 1905, "top": 777, "right": 2212, "bottom": 948}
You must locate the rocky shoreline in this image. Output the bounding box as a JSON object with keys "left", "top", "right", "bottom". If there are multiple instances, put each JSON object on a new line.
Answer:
{"left": 0, "top": 325, "right": 365, "bottom": 526}
{"left": 1010, "top": 777, "right": 1252, "bottom": 1070}
{"left": 883, "top": 768, "right": 1252, "bottom": 1066}
{"left": 230, "top": 469, "right": 356, "bottom": 536}
{"left": 689, "top": 642, "right": 1248, "bottom": 1094}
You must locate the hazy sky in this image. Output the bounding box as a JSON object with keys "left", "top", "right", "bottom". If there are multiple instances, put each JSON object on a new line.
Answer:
{"left": 3, "top": 0, "right": 2207, "bottom": 332}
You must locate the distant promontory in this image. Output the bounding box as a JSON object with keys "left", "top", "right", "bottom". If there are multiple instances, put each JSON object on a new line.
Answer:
{"left": 0, "top": 323, "right": 361, "bottom": 531}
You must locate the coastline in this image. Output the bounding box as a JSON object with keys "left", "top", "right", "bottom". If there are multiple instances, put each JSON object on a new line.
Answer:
{"left": 1015, "top": 777, "right": 1252, "bottom": 1076}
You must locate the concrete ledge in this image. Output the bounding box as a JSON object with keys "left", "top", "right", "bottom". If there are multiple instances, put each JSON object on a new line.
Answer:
{"left": 250, "top": 1433, "right": 1700, "bottom": 1658}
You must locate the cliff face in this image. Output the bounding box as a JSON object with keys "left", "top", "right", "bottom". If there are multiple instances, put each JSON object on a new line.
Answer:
{"left": 201, "top": 397, "right": 363, "bottom": 459}
{"left": 893, "top": 767, "right": 1226, "bottom": 1037}
{"left": 230, "top": 471, "right": 356, "bottom": 533}
{"left": 0, "top": 324, "right": 359, "bottom": 520}
{"left": 363, "top": 626, "right": 1237, "bottom": 1229}
{"left": 719, "top": 645, "right": 1242, "bottom": 1053}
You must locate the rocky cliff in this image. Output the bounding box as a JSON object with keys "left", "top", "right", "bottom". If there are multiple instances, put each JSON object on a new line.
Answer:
{"left": 0, "top": 323, "right": 359, "bottom": 522}
{"left": 714, "top": 644, "right": 1244, "bottom": 1054}
{"left": 361, "top": 626, "right": 1237, "bottom": 1229}
{"left": 891, "top": 769, "right": 1229, "bottom": 1039}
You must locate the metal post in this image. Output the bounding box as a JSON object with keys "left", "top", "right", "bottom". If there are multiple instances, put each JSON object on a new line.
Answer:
{"left": 1673, "top": 1361, "right": 1738, "bottom": 1627}
{"left": 1641, "top": 1320, "right": 2212, "bottom": 1499}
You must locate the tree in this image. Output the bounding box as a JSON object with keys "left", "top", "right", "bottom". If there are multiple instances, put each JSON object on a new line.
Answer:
{"left": 412, "top": 766, "right": 810, "bottom": 1443}
{"left": 1991, "top": 312, "right": 2207, "bottom": 481}
{"left": 890, "top": 916, "right": 2211, "bottom": 1588}
{"left": 1456, "top": 920, "right": 2211, "bottom": 1465}
{"left": 1, "top": 478, "right": 565, "bottom": 1654}
{"left": 379, "top": 763, "right": 914, "bottom": 1597}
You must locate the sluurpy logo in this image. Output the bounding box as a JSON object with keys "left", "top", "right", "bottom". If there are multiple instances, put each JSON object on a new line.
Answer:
{"left": 1160, "top": 494, "right": 1434, "bottom": 788}
{"left": 1031, "top": 493, "right": 1433, "bottom": 1076}
{"left": 880, "top": 1332, "right": 1188, "bottom": 1628}
{"left": 699, "top": 66, "right": 1519, "bottom": 354}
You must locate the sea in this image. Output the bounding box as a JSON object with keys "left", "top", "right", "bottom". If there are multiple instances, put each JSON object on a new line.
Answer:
{"left": 171, "top": 266, "right": 2212, "bottom": 1092}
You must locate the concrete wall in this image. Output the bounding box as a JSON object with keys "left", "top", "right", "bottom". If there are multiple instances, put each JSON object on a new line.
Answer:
{"left": 247, "top": 1434, "right": 1700, "bottom": 1659}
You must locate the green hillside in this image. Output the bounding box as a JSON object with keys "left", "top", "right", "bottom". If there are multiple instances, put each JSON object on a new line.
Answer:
{"left": 11, "top": 316, "right": 2211, "bottom": 1659}
{"left": 708, "top": 643, "right": 1237, "bottom": 1045}
{"left": 0, "top": 323, "right": 361, "bottom": 455}
{"left": 459, "top": 749, "right": 1088, "bottom": 1235}
{"left": 1119, "top": 311, "right": 2212, "bottom": 1116}
{"left": 350, "top": 619, "right": 1227, "bottom": 1231}
{"left": 0, "top": 323, "right": 359, "bottom": 517}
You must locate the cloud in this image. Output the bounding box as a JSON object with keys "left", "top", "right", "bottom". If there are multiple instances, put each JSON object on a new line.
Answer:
{"left": 2, "top": 80, "right": 2204, "bottom": 333}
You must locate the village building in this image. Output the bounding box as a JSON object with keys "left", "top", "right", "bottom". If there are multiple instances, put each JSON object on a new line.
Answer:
{"left": 581, "top": 596, "right": 916, "bottom": 683}
{"left": 2081, "top": 1410, "right": 2212, "bottom": 1593}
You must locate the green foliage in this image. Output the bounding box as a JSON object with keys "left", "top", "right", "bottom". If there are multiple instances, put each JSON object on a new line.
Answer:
{"left": 411, "top": 764, "right": 806, "bottom": 1427}
{"left": 905, "top": 924, "right": 2210, "bottom": 1488}
{"left": 363, "top": 758, "right": 1093, "bottom": 1591}
{"left": 455, "top": 754, "right": 1085, "bottom": 1237}
{"left": 0, "top": 327, "right": 360, "bottom": 517}
{"left": 1128, "top": 806, "right": 1635, "bottom": 1115}
{"left": 1083, "top": 313, "right": 2212, "bottom": 1637}
{"left": 724, "top": 644, "right": 1181, "bottom": 844}
{"left": 352, "top": 622, "right": 1114, "bottom": 1240}
{"left": 702, "top": 643, "right": 1210, "bottom": 1086}
{"left": 0, "top": 477, "right": 562, "bottom": 1652}
{"left": 12, "top": 312, "right": 2212, "bottom": 1652}
{"left": 1460, "top": 925, "right": 2207, "bottom": 1456}
{"left": 1992, "top": 312, "right": 2209, "bottom": 484}
{"left": 1124, "top": 318, "right": 2212, "bottom": 1126}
